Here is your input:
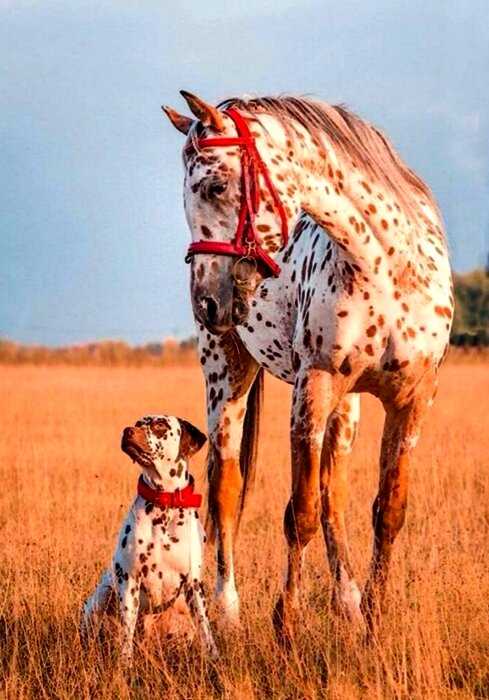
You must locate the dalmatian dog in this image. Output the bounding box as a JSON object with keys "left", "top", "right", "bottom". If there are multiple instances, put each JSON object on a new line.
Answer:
{"left": 82, "top": 415, "right": 218, "bottom": 662}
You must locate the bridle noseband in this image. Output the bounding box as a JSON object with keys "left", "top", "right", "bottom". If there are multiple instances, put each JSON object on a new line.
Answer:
{"left": 184, "top": 108, "right": 289, "bottom": 277}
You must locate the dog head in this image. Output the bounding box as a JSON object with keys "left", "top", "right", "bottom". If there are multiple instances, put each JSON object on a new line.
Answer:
{"left": 121, "top": 415, "right": 207, "bottom": 490}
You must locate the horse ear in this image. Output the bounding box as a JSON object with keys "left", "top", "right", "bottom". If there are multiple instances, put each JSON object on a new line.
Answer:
{"left": 161, "top": 105, "right": 194, "bottom": 135}
{"left": 178, "top": 419, "right": 207, "bottom": 459}
{"left": 180, "top": 90, "right": 224, "bottom": 132}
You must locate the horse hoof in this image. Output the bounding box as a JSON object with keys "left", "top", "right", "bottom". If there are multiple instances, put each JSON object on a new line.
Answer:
{"left": 272, "top": 595, "right": 297, "bottom": 648}
{"left": 215, "top": 593, "right": 241, "bottom": 630}
{"left": 331, "top": 583, "right": 365, "bottom": 632}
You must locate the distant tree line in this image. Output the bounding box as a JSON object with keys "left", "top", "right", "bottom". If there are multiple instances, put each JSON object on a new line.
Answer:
{"left": 0, "top": 337, "right": 198, "bottom": 366}
{"left": 1, "top": 268, "right": 487, "bottom": 364}
{"left": 451, "top": 268, "right": 489, "bottom": 347}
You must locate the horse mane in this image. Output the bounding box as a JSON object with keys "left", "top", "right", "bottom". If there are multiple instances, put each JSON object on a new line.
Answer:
{"left": 218, "top": 95, "right": 439, "bottom": 226}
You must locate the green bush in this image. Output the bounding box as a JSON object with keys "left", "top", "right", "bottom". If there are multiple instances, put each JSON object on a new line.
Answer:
{"left": 452, "top": 268, "right": 489, "bottom": 340}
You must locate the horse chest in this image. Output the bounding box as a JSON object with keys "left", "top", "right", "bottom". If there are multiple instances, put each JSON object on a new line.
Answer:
{"left": 236, "top": 239, "right": 349, "bottom": 382}
{"left": 237, "top": 283, "right": 296, "bottom": 383}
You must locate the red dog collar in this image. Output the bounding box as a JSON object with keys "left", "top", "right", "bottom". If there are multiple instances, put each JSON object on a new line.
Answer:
{"left": 137, "top": 475, "right": 202, "bottom": 509}
{"left": 185, "top": 107, "right": 289, "bottom": 277}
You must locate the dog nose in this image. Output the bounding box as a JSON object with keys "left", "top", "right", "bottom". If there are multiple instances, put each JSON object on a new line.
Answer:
{"left": 123, "top": 427, "right": 134, "bottom": 439}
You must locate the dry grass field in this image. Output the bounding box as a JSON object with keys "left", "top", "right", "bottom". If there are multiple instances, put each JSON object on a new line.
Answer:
{"left": 1, "top": 362, "right": 489, "bottom": 699}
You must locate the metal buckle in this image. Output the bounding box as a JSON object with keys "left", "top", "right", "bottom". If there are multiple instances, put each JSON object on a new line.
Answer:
{"left": 245, "top": 239, "right": 257, "bottom": 257}
{"left": 184, "top": 252, "right": 193, "bottom": 264}
{"left": 232, "top": 256, "right": 257, "bottom": 287}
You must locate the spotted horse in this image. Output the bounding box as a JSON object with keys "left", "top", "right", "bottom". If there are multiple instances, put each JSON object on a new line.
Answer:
{"left": 162, "top": 92, "right": 453, "bottom": 639}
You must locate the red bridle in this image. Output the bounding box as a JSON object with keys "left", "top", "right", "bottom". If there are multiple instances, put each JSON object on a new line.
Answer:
{"left": 184, "top": 108, "right": 289, "bottom": 277}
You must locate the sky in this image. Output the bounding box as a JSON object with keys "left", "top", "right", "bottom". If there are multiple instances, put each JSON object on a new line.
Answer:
{"left": 1, "top": 0, "right": 488, "bottom": 346}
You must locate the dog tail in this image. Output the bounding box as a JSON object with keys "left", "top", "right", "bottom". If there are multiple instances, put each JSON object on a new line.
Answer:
{"left": 206, "top": 367, "right": 264, "bottom": 542}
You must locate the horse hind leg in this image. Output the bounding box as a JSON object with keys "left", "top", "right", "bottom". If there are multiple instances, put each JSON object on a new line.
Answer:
{"left": 362, "top": 377, "right": 436, "bottom": 631}
{"left": 320, "top": 392, "right": 363, "bottom": 625}
{"left": 81, "top": 569, "right": 115, "bottom": 642}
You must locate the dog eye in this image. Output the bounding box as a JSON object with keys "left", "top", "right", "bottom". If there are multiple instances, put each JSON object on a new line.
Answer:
{"left": 152, "top": 418, "right": 169, "bottom": 434}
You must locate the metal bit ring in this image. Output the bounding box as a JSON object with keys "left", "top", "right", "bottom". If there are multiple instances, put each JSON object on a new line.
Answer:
{"left": 232, "top": 256, "right": 257, "bottom": 288}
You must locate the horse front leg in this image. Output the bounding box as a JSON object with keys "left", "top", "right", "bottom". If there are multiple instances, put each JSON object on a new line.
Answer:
{"left": 274, "top": 367, "right": 341, "bottom": 641}
{"left": 200, "top": 332, "right": 262, "bottom": 627}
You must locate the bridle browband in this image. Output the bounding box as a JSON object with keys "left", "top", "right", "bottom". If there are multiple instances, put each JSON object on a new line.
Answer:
{"left": 184, "top": 108, "right": 289, "bottom": 277}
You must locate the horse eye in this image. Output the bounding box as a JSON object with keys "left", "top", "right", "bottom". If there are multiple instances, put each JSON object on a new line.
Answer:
{"left": 212, "top": 181, "right": 227, "bottom": 196}
{"left": 207, "top": 178, "right": 227, "bottom": 198}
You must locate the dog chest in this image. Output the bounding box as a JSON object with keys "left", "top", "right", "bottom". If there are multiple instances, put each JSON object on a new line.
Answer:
{"left": 114, "top": 502, "right": 204, "bottom": 607}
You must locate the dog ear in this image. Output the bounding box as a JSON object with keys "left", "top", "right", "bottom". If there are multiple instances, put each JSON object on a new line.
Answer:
{"left": 178, "top": 419, "right": 207, "bottom": 459}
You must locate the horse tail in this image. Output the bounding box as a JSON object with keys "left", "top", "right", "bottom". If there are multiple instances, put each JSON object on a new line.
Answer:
{"left": 206, "top": 367, "right": 264, "bottom": 542}
{"left": 237, "top": 367, "right": 264, "bottom": 526}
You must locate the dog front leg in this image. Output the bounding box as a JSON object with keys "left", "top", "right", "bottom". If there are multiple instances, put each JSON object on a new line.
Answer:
{"left": 117, "top": 574, "right": 140, "bottom": 665}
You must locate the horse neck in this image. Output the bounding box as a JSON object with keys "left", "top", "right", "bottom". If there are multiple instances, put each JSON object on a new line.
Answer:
{"left": 258, "top": 115, "right": 445, "bottom": 287}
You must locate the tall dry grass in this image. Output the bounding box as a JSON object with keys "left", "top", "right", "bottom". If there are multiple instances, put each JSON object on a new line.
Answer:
{"left": 0, "top": 364, "right": 488, "bottom": 699}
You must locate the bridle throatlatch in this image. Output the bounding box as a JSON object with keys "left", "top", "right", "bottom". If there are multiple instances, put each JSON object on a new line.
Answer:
{"left": 184, "top": 108, "right": 289, "bottom": 277}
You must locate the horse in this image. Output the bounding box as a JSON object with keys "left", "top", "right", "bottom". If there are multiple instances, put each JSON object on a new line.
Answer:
{"left": 162, "top": 92, "right": 453, "bottom": 637}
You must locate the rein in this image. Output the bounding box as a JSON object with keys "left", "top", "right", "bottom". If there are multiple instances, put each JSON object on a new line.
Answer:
{"left": 184, "top": 108, "right": 289, "bottom": 277}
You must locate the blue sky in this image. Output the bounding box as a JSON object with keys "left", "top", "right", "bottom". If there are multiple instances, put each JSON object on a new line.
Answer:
{"left": 1, "top": 0, "right": 488, "bottom": 346}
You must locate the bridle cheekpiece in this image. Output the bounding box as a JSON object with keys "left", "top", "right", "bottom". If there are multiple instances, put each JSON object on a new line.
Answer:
{"left": 185, "top": 108, "right": 289, "bottom": 277}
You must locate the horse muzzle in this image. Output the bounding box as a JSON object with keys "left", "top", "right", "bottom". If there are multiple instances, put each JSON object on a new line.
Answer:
{"left": 194, "top": 292, "right": 250, "bottom": 334}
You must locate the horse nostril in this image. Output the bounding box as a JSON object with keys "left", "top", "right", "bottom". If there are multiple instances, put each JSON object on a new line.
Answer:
{"left": 203, "top": 297, "right": 218, "bottom": 324}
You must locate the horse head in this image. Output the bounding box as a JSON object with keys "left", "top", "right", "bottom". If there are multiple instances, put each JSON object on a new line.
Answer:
{"left": 162, "top": 91, "right": 297, "bottom": 334}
